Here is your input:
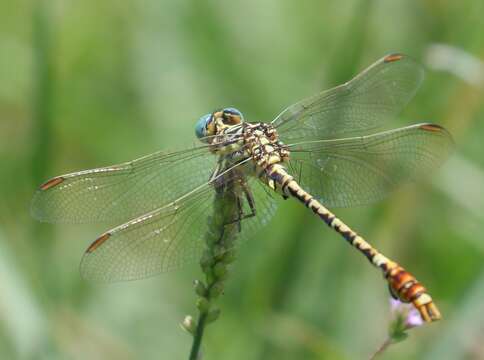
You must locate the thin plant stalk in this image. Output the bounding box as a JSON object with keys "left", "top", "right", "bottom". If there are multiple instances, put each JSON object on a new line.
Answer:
{"left": 369, "top": 337, "right": 392, "bottom": 360}
{"left": 185, "top": 178, "right": 241, "bottom": 359}
{"left": 189, "top": 313, "right": 207, "bottom": 360}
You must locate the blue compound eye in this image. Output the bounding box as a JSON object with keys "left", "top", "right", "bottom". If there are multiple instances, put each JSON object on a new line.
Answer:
{"left": 195, "top": 113, "right": 212, "bottom": 139}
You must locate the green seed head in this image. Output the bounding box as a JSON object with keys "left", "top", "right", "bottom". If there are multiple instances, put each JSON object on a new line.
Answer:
{"left": 209, "top": 281, "right": 225, "bottom": 298}
{"left": 213, "top": 262, "right": 227, "bottom": 278}
{"left": 193, "top": 280, "right": 207, "bottom": 297}
{"left": 196, "top": 297, "right": 210, "bottom": 313}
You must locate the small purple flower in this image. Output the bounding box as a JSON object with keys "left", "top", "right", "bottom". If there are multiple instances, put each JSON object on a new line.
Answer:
{"left": 405, "top": 306, "right": 424, "bottom": 329}
{"left": 387, "top": 298, "right": 425, "bottom": 344}
{"left": 370, "top": 299, "right": 426, "bottom": 359}
{"left": 390, "top": 298, "right": 424, "bottom": 329}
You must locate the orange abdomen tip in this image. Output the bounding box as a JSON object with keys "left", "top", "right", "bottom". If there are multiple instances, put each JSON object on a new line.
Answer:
{"left": 387, "top": 266, "right": 441, "bottom": 322}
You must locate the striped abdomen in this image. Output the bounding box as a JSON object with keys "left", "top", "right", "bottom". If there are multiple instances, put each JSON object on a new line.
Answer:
{"left": 268, "top": 164, "right": 441, "bottom": 322}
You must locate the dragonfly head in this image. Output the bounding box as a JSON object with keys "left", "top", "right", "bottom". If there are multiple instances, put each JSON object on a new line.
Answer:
{"left": 195, "top": 108, "right": 244, "bottom": 142}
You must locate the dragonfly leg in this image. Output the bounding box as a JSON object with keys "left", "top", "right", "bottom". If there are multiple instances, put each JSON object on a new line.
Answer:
{"left": 224, "top": 181, "right": 256, "bottom": 226}
{"left": 240, "top": 180, "right": 257, "bottom": 218}
{"left": 279, "top": 174, "right": 441, "bottom": 322}
{"left": 234, "top": 195, "right": 243, "bottom": 232}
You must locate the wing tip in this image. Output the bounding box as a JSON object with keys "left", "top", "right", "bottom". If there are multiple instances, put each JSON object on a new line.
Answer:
{"left": 419, "top": 123, "right": 445, "bottom": 132}
{"left": 418, "top": 123, "right": 455, "bottom": 152}
{"left": 418, "top": 123, "right": 453, "bottom": 140}
{"left": 39, "top": 176, "right": 65, "bottom": 191}
{"left": 86, "top": 232, "right": 111, "bottom": 253}
{"left": 383, "top": 53, "right": 405, "bottom": 63}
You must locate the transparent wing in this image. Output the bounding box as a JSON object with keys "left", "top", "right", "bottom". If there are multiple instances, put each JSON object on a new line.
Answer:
{"left": 31, "top": 145, "right": 219, "bottom": 224}
{"left": 287, "top": 124, "right": 454, "bottom": 208}
{"left": 272, "top": 54, "right": 424, "bottom": 143}
{"left": 80, "top": 165, "right": 277, "bottom": 282}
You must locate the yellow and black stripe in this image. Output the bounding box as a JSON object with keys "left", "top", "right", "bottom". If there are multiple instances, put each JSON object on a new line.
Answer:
{"left": 271, "top": 166, "right": 441, "bottom": 322}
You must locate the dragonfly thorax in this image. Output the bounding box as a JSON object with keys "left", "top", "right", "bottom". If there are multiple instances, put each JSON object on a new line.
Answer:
{"left": 243, "top": 123, "right": 290, "bottom": 171}
{"left": 200, "top": 116, "right": 291, "bottom": 180}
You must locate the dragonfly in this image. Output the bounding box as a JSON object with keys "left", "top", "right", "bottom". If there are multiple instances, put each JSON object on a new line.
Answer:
{"left": 32, "top": 53, "right": 453, "bottom": 322}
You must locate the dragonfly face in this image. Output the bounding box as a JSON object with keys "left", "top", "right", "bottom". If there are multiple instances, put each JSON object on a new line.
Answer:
{"left": 195, "top": 108, "right": 245, "bottom": 140}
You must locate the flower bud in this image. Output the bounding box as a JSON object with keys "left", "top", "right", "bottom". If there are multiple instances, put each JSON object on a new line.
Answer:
{"left": 222, "top": 249, "right": 237, "bottom": 264}
{"left": 196, "top": 297, "right": 210, "bottom": 313}
{"left": 193, "top": 280, "right": 207, "bottom": 297}
{"left": 209, "top": 281, "right": 224, "bottom": 298}
{"left": 200, "top": 250, "right": 214, "bottom": 270}
{"left": 206, "top": 308, "right": 221, "bottom": 324}
{"left": 213, "top": 262, "right": 227, "bottom": 278}
{"left": 180, "top": 315, "right": 196, "bottom": 335}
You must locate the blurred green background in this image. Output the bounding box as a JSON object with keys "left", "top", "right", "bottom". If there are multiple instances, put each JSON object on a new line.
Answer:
{"left": 1, "top": 0, "right": 484, "bottom": 359}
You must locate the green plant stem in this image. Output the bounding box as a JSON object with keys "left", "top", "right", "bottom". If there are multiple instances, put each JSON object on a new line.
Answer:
{"left": 369, "top": 337, "right": 392, "bottom": 360}
{"left": 189, "top": 313, "right": 207, "bottom": 360}
{"left": 186, "top": 178, "right": 240, "bottom": 359}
